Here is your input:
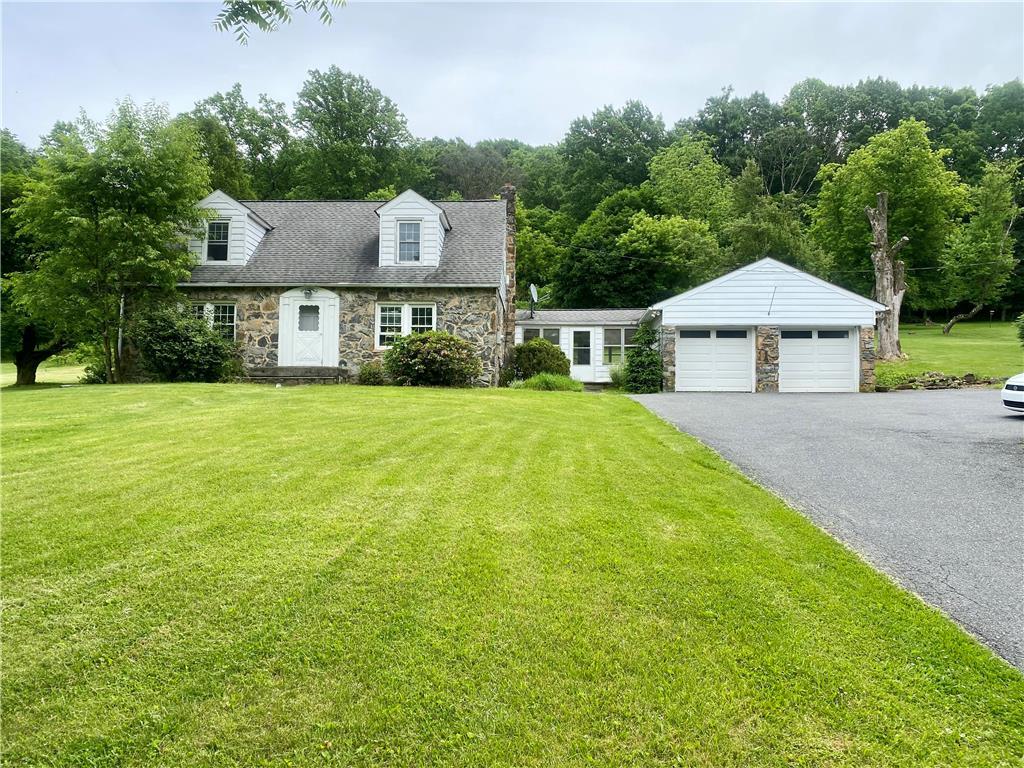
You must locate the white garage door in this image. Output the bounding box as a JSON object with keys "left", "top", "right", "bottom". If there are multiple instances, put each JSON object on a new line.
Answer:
{"left": 675, "top": 329, "right": 753, "bottom": 392}
{"left": 779, "top": 329, "right": 857, "bottom": 392}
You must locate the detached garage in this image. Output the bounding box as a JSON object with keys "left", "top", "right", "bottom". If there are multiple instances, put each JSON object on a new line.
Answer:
{"left": 650, "top": 258, "right": 884, "bottom": 393}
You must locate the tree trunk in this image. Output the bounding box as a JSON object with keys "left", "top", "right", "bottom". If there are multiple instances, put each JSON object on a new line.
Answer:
{"left": 13, "top": 325, "right": 67, "bottom": 386}
{"left": 865, "top": 192, "right": 910, "bottom": 361}
{"left": 101, "top": 328, "right": 115, "bottom": 384}
{"left": 942, "top": 303, "right": 983, "bottom": 335}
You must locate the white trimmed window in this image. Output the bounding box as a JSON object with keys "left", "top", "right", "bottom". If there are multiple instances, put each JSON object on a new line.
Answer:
{"left": 603, "top": 327, "right": 637, "bottom": 365}
{"left": 522, "top": 327, "right": 560, "bottom": 345}
{"left": 192, "top": 302, "right": 236, "bottom": 340}
{"left": 376, "top": 303, "right": 435, "bottom": 348}
{"left": 397, "top": 221, "right": 421, "bottom": 262}
{"left": 206, "top": 221, "right": 229, "bottom": 261}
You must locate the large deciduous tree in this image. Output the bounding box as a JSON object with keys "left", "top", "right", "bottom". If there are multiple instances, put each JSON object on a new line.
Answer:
{"left": 560, "top": 101, "right": 666, "bottom": 221}
{"left": 812, "top": 119, "right": 968, "bottom": 333}
{"left": 9, "top": 102, "right": 211, "bottom": 383}
{"left": 291, "top": 67, "right": 413, "bottom": 199}
{"left": 215, "top": 0, "right": 343, "bottom": 44}
{"left": 648, "top": 133, "right": 734, "bottom": 233}
{"left": 940, "top": 162, "right": 1021, "bottom": 334}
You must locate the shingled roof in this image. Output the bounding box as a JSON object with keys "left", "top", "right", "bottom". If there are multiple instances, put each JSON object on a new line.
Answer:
{"left": 186, "top": 199, "right": 506, "bottom": 287}
{"left": 516, "top": 308, "right": 648, "bottom": 325}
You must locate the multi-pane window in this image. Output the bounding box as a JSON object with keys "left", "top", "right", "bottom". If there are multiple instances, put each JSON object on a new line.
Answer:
{"left": 572, "top": 330, "right": 591, "bottom": 365}
{"left": 398, "top": 221, "right": 421, "bottom": 262}
{"left": 377, "top": 303, "right": 436, "bottom": 347}
{"left": 523, "top": 327, "right": 561, "bottom": 345}
{"left": 192, "top": 302, "right": 236, "bottom": 340}
{"left": 206, "top": 221, "right": 229, "bottom": 261}
{"left": 410, "top": 305, "right": 434, "bottom": 334}
{"left": 602, "top": 327, "right": 637, "bottom": 364}
{"left": 378, "top": 305, "right": 404, "bottom": 348}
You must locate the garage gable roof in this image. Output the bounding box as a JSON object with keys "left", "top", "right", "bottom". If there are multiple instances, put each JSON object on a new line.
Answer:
{"left": 651, "top": 258, "right": 885, "bottom": 327}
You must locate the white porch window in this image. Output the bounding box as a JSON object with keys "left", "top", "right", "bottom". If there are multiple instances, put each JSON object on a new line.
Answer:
{"left": 603, "top": 327, "right": 637, "bottom": 364}
{"left": 522, "top": 327, "right": 560, "bottom": 345}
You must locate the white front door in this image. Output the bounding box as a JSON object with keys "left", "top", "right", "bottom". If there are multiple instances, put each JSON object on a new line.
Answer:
{"left": 779, "top": 328, "right": 857, "bottom": 392}
{"left": 570, "top": 328, "right": 595, "bottom": 381}
{"left": 279, "top": 288, "right": 340, "bottom": 367}
{"left": 675, "top": 328, "right": 754, "bottom": 392}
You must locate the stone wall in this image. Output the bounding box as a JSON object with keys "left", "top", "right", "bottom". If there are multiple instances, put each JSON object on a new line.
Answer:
{"left": 185, "top": 286, "right": 505, "bottom": 384}
{"left": 658, "top": 324, "right": 676, "bottom": 392}
{"left": 859, "top": 325, "right": 876, "bottom": 392}
{"left": 754, "top": 326, "right": 780, "bottom": 392}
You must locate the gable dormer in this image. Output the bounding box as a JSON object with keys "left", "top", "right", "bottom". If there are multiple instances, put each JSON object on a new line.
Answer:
{"left": 189, "top": 190, "right": 271, "bottom": 266}
{"left": 375, "top": 190, "right": 451, "bottom": 268}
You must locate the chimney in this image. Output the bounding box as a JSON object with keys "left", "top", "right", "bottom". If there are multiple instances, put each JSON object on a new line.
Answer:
{"left": 499, "top": 183, "right": 517, "bottom": 352}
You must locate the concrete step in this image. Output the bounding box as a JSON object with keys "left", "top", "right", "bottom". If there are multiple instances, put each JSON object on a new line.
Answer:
{"left": 243, "top": 366, "right": 343, "bottom": 384}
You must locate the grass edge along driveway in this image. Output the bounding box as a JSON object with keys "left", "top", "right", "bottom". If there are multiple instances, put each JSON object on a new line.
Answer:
{"left": 3, "top": 384, "right": 1023, "bottom": 767}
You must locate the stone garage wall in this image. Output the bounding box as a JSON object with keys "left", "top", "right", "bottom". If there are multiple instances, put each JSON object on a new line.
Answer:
{"left": 658, "top": 324, "right": 677, "bottom": 392}
{"left": 754, "top": 326, "right": 780, "bottom": 392}
{"left": 859, "top": 326, "right": 876, "bottom": 392}
{"left": 184, "top": 286, "right": 505, "bottom": 384}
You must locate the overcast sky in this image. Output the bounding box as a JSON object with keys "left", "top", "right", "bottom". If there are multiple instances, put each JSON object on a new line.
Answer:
{"left": 2, "top": 1, "right": 1022, "bottom": 148}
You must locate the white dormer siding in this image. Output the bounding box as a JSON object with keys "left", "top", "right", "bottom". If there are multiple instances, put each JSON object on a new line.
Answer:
{"left": 376, "top": 190, "right": 450, "bottom": 268}
{"left": 189, "top": 190, "right": 270, "bottom": 266}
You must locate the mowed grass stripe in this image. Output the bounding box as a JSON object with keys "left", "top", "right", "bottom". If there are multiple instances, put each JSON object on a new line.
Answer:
{"left": 2, "top": 384, "right": 1022, "bottom": 767}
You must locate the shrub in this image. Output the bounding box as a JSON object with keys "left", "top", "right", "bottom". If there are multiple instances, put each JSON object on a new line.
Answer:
{"left": 383, "top": 331, "right": 483, "bottom": 387}
{"left": 357, "top": 360, "right": 388, "bottom": 385}
{"left": 623, "top": 323, "right": 663, "bottom": 393}
{"left": 1017, "top": 312, "right": 1024, "bottom": 348}
{"left": 608, "top": 364, "right": 626, "bottom": 390}
{"left": 131, "top": 304, "right": 241, "bottom": 383}
{"left": 508, "top": 338, "right": 570, "bottom": 380}
{"left": 512, "top": 373, "right": 583, "bottom": 391}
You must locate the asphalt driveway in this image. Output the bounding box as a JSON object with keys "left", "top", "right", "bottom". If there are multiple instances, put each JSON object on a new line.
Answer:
{"left": 632, "top": 389, "right": 1024, "bottom": 669}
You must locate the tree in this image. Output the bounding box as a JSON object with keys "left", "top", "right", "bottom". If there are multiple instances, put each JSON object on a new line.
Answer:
{"left": 648, "top": 133, "right": 734, "bottom": 233}
{"left": 561, "top": 101, "right": 666, "bottom": 220}
{"left": 551, "top": 187, "right": 661, "bottom": 307}
{"left": 192, "top": 85, "right": 296, "bottom": 198}
{"left": 940, "top": 162, "right": 1021, "bottom": 333}
{"left": 615, "top": 212, "right": 721, "bottom": 297}
{"left": 0, "top": 130, "right": 69, "bottom": 386}
{"left": 180, "top": 114, "right": 255, "bottom": 198}
{"left": 864, "top": 192, "right": 911, "bottom": 359}
{"left": 721, "top": 161, "right": 831, "bottom": 277}
{"left": 8, "top": 101, "right": 211, "bottom": 383}
{"left": 812, "top": 119, "right": 968, "bottom": 317}
{"left": 215, "top": 0, "right": 344, "bottom": 44}
{"left": 516, "top": 204, "right": 567, "bottom": 300}
{"left": 291, "top": 68, "right": 413, "bottom": 199}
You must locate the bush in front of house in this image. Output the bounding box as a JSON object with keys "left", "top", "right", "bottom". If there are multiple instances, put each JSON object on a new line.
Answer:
{"left": 383, "top": 331, "right": 483, "bottom": 387}
{"left": 608, "top": 364, "right": 626, "bottom": 390}
{"left": 131, "top": 304, "right": 241, "bottom": 382}
{"left": 507, "top": 338, "right": 570, "bottom": 381}
{"left": 623, "top": 322, "right": 663, "bottom": 393}
{"left": 510, "top": 373, "right": 583, "bottom": 392}
{"left": 357, "top": 360, "right": 388, "bottom": 385}
{"left": 1016, "top": 312, "right": 1024, "bottom": 348}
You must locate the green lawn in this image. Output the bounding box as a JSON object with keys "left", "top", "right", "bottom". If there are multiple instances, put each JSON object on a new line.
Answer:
{"left": 877, "top": 321, "right": 1024, "bottom": 384}
{"left": 3, "top": 385, "right": 1022, "bottom": 766}
{"left": 0, "top": 361, "right": 86, "bottom": 387}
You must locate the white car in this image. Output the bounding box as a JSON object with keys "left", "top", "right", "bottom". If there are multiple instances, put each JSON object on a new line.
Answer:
{"left": 1003, "top": 373, "right": 1024, "bottom": 413}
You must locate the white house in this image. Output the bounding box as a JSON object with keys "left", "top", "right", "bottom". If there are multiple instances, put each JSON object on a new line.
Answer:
{"left": 518, "top": 259, "right": 884, "bottom": 393}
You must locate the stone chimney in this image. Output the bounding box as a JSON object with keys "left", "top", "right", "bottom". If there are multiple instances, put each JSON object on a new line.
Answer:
{"left": 499, "top": 183, "right": 517, "bottom": 352}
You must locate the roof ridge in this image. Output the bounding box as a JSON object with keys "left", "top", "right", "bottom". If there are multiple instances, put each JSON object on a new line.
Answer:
{"left": 241, "top": 198, "right": 502, "bottom": 204}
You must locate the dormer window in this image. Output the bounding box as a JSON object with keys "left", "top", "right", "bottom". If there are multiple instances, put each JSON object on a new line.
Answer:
{"left": 206, "top": 221, "right": 229, "bottom": 261}
{"left": 397, "top": 221, "right": 421, "bottom": 263}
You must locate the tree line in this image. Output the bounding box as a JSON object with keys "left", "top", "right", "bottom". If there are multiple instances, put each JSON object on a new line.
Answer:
{"left": 3, "top": 72, "right": 1022, "bottom": 381}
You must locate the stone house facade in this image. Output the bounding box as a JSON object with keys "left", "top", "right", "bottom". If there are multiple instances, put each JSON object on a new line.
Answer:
{"left": 183, "top": 188, "right": 516, "bottom": 385}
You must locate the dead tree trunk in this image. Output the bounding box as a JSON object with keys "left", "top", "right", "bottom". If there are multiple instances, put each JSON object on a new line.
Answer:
{"left": 865, "top": 192, "right": 910, "bottom": 361}
{"left": 942, "top": 303, "right": 984, "bottom": 335}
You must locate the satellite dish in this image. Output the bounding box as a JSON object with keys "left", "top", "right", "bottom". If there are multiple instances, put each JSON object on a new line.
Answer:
{"left": 529, "top": 284, "right": 539, "bottom": 303}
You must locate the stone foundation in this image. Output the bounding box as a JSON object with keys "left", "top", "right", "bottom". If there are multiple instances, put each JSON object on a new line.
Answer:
{"left": 185, "top": 286, "right": 506, "bottom": 385}
{"left": 859, "top": 326, "right": 876, "bottom": 392}
{"left": 754, "top": 326, "right": 780, "bottom": 392}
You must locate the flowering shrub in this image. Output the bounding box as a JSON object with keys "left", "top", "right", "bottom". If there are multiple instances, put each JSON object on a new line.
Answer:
{"left": 383, "top": 331, "right": 483, "bottom": 387}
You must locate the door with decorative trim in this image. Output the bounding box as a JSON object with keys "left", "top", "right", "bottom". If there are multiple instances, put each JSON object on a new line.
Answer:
{"left": 279, "top": 288, "right": 340, "bottom": 367}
